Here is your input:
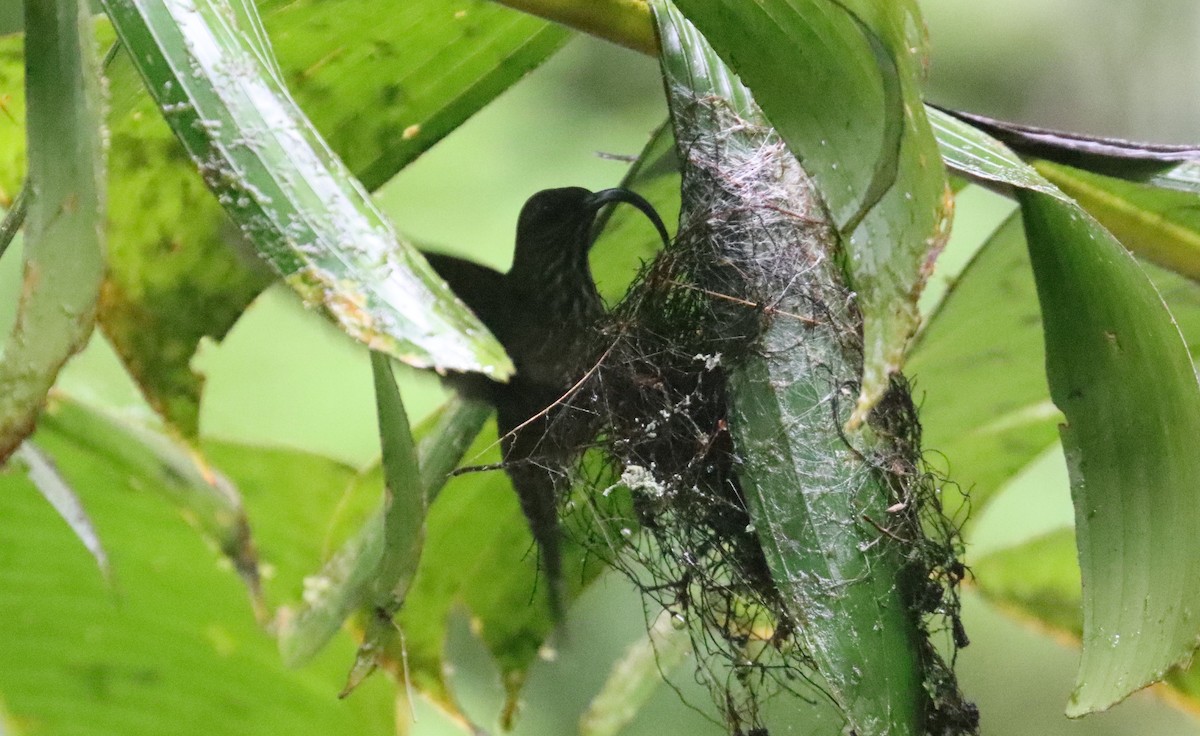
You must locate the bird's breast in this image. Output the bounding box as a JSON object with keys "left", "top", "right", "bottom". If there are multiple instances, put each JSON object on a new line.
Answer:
{"left": 503, "top": 279, "right": 603, "bottom": 387}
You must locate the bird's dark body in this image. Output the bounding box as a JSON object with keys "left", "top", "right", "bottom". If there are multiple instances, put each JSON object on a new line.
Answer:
{"left": 425, "top": 187, "right": 668, "bottom": 619}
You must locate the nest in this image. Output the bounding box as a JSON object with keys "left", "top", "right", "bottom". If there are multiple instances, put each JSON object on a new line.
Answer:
{"left": 533, "top": 91, "right": 975, "bottom": 735}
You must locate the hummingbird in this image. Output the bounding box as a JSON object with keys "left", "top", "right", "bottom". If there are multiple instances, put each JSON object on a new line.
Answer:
{"left": 424, "top": 187, "right": 670, "bottom": 619}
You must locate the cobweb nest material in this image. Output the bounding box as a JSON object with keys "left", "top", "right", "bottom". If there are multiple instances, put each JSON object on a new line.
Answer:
{"left": 537, "top": 93, "right": 975, "bottom": 735}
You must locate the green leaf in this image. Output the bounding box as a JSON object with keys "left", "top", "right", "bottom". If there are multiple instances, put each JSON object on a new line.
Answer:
{"left": 1019, "top": 189, "right": 1200, "bottom": 715}
{"left": 928, "top": 110, "right": 1200, "bottom": 290}
{"left": 1034, "top": 160, "right": 1200, "bottom": 283}
{"left": 0, "top": 411, "right": 394, "bottom": 736}
{"left": 0, "top": 0, "right": 105, "bottom": 459}
{"left": 913, "top": 113, "right": 1200, "bottom": 303}
{"left": 932, "top": 105, "right": 1200, "bottom": 184}
{"left": 927, "top": 107, "right": 1070, "bottom": 201}
{"left": 277, "top": 395, "right": 491, "bottom": 668}
{"left": 39, "top": 395, "right": 264, "bottom": 615}
{"left": 369, "top": 353, "right": 422, "bottom": 604}
{"left": 730, "top": 360, "right": 931, "bottom": 736}
{"left": 340, "top": 353, "right": 427, "bottom": 694}
{"left": 91, "top": 0, "right": 566, "bottom": 434}
{"left": 908, "top": 213, "right": 1060, "bottom": 515}
{"left": 669, "top": 0, "right": 950, "bottom": 417}
{"left": 97, "top": 0, "right": 514, "bottom": 382}
{"left": 13, "top": 442, "right": 110, "bottom": 580}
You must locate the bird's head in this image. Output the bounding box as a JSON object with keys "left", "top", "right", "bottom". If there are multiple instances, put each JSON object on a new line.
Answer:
{"left": 510, "top": 186, "right": 670, "bottom": 283}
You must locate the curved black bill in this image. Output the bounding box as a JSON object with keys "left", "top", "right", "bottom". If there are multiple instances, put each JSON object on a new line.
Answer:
{"left": 586, "top": 187, "right": 672, "bottom": 250}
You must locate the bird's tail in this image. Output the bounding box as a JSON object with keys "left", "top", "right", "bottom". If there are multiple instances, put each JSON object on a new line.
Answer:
{"left": 508, "top": 459, "right": 568, "bottom": 622}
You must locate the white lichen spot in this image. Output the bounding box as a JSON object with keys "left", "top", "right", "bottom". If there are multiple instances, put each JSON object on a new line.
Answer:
{"left": 620, "top": 465, "right": 667, "bottom": 498}
{"left": 301, "top": 574, "right": 332, "bottom": 605}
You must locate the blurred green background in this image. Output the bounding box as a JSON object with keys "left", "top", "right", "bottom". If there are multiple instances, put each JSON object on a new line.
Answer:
{"left": 4, "top": 0, "right": 1200, "bottom": 734}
